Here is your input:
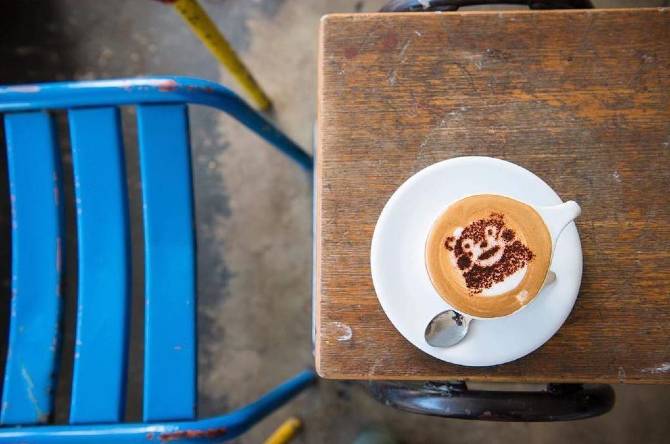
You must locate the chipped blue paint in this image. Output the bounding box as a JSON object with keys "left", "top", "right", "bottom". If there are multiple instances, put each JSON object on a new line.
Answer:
{"left": 0, "top": 77, "right": 315, "bottom": 440}
{"left": 0, "top": 370, "right": 316, "bottom": 443}
{"left": 1, "top": 112, "right": 63, "bottom": 425}
{"left": 0, "top": 77, "right": 312, "bottom": 171}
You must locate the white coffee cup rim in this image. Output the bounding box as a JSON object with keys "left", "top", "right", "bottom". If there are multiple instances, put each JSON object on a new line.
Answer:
{"left": 425, "top": 193, "right": 581, "bottom": 320}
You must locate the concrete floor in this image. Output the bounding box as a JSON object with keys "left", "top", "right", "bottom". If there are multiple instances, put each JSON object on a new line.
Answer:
{"left": 1, "top": 0, "right": 669, "bottom": 442}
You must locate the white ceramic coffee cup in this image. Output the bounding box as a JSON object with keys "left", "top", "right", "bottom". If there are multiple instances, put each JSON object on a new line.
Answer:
{"left": 431, "top": 194, "right": 581, "bottom": 321}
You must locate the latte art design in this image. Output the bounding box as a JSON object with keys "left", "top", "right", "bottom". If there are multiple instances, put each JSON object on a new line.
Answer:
{"left": 444, "top": 213, "right": 534, "bottom": 294}
{"left": 426, "top": 194, "right": 552, "bottom": 318}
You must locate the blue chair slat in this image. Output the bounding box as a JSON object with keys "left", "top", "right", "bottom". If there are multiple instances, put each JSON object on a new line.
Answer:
{"left": 68, "top": 107, "right": 130, "bottom": 424}
{"left": 136, "top": 104, "right": 196, "bottom": 422}
{"left": 1, "top": 112, "right": 63, "bottom": 425}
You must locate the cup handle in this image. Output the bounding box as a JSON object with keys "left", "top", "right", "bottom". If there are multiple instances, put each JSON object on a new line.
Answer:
{"left": 534, "top": 201, "right": 581, "bottom": 248}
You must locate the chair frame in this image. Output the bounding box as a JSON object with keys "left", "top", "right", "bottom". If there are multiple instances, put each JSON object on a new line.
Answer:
{"left": 0, "top": 76, "right": 315, "bottom": 443}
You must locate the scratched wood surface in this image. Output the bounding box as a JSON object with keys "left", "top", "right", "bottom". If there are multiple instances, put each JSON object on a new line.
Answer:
{"left": 316, "top": 8, "right": 670, "bottom": 383}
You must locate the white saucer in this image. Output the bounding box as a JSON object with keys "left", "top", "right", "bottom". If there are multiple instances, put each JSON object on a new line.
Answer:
{"left": 370, "top": 157, "right": 582, "bottom": 366}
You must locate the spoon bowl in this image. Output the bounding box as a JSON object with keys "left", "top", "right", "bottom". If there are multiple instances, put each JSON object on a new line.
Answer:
{"left": 425, "top": 309, "right": 471, "bottom": 347}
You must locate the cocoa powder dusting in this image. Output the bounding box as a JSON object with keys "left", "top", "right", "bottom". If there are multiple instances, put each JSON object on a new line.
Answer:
{"left": 477, "top": 245, "right": 500, "bottom": 261}
{"left": 457, "top": 255, "right": 472, "bottom": 270}
{"left": 445, "top": 213, "right": 534, "bottom": 293}
{"left": 463, "top": 241, "right": 533, "bottom": 291}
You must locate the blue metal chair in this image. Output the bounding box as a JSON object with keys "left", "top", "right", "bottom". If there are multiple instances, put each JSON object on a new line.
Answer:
{"left": 0, "top": 76, "right": 315, "bottom": 442}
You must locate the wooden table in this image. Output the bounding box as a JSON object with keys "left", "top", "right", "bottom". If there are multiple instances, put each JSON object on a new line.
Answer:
{"left": 316, "top": 8, "right": 670, "bottom": 383}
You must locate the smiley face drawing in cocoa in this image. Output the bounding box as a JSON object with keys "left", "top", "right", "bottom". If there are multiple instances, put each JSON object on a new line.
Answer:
{"left": 444, "top": 213, "right": 534, "bottom": 294}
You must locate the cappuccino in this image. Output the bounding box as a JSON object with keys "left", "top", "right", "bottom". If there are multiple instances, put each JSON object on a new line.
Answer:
{"left": 426, "top": 195, "right": 552, "bottom": 318}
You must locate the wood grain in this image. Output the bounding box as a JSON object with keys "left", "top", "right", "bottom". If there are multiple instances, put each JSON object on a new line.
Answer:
{"left": 316, "top": 8, "right": 670, "bottom": 383}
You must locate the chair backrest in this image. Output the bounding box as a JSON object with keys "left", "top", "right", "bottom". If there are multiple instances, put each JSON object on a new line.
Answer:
{"left": 0, "top": 77, "right": 311, "bottom": 427}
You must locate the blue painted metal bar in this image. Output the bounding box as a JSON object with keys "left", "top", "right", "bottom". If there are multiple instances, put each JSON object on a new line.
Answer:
{"left": 137, "top": 104, "right": 196, "bottom": 422}
{"left": 1, "top": 112, "right": 63, "bottom": 425}
{"left": 68, "top": 108, "right": 130, "bottom": 424}
{"left": 0, "top": 370, "right": 316, "bottom": 443}
{"left": 0, "top": 77, "right": 312, "bottom": 171}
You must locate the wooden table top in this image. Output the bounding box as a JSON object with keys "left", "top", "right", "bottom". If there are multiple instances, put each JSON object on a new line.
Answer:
{"left": 315, "top": 8, "right": 670, "bottom": 383}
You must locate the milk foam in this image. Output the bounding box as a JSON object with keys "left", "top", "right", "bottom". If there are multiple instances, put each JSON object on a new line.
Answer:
{"left": 481, "top": 266, "right": 527, "bottom": 296}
